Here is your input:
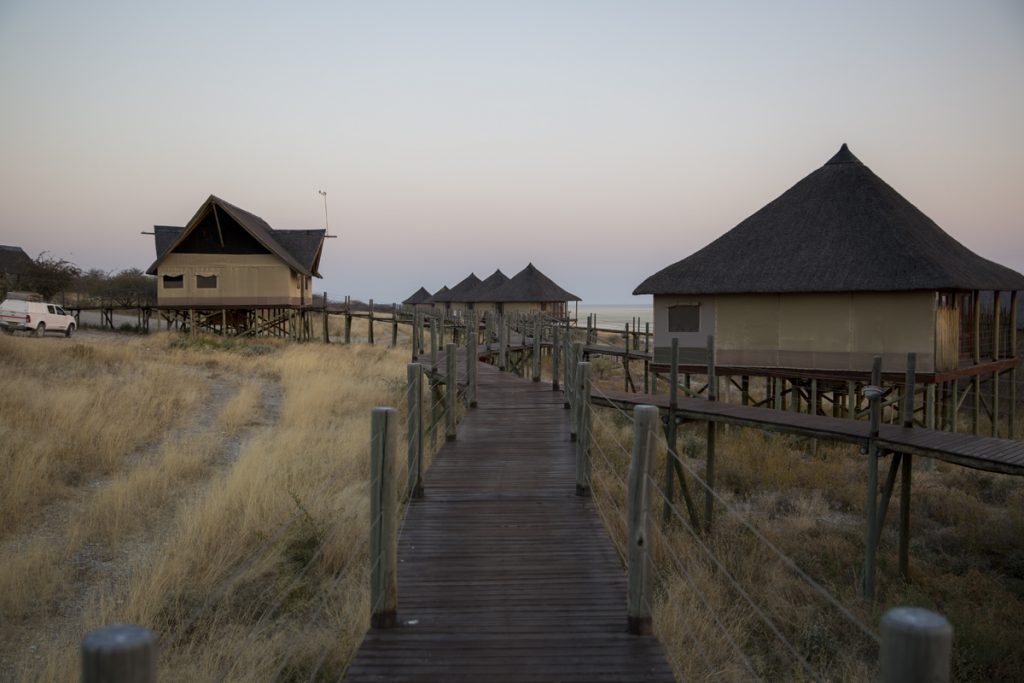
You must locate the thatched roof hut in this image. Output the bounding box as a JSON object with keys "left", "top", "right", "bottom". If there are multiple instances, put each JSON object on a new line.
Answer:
{"left": 635, "top": 145, "right": 1024, "bottom": 296}
{"left": 488, "top": 263, "right": 580, "bottom": 316}
{"left": 446, "top": 273, "right": 483, "bottom": 310}
{"left": 403, "top": 286, "right": 432, "bottom": 305}
{"left": 635, "top": 145, "right": 1024, "bottom": 375}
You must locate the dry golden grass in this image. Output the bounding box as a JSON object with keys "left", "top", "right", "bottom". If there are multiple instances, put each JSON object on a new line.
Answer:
{"left": 1, "top": 332, "right": 414, "bottom": 682}
{"left": 587, "top": 381, "right": 1024, "bottom": 682}
{"left": 0, "top": 335, "right": 206, "bottom": 537}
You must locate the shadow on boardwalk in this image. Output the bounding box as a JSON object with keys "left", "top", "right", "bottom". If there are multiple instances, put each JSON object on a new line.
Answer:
{"left": 345, "top": 363, "right": 674, "bottom": 682}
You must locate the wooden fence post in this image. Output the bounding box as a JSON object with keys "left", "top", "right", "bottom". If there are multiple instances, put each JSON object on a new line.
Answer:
{"left": 1010, "top": 290, "right": 1018, "bottom": 440}
{"left": 663, "top": 338, "right": 679, "bottom": 523}
{"left": 344, "top": 296, "right": 352, "bottom": 345}
{"left": 466, "top": 311, "right": 477, "bottom": 408}
{"left": 562, "top": 331, "right": 571, "bottom": 407}
{"left": 391, "top": 304, "right": 398, "bottom": 347}
{"left": 367, "top": 299, "right": 375, "bottom": 345}
{"left": 407, "top": 364, "right": 424, "bottom": 499}
{"left": 430, "top": 317, "right": 439, "bottom": 370}
{"left": 570, "top": 342, "right": 583, "bottom": 442}
{"left": 446, "top": 344, "right": 457, "bottom": 441}
{"left": 532, "top": 321, "right": 541, "bottom": 382}
{"left": 863, "top": 355, "right": 883, "bottom": 599}
{"left": 498, "top": 316, "right": 507, "bottom": 371}
{"left": 900, "top": 352, "right": 916, "bottom": 579}
{"left": 627, "top": 405, "right": 658, "bottom": 635}
{"left": 705, "top": 335, "right": 717, "bottom": 533}
{"left": 576, "top": 362, "right": 592, "bottom": 496}
{"left": 322, "top": 291, "right": 330, "bottom": 344}
{"left": 370, "top": 406, "right": 398, "bottom": 628}
{"left": 552, "top": 326, "right": 561, "bottom": 391}
{"left": 81, "top": 624, "right": 156, "bottom": 683}
{"left": 880, "top": 607, "right": 952, "bottom": 683}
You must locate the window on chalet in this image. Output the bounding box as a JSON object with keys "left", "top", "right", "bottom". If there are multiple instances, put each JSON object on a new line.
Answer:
{"left": 162, "top": 274, "right": 184, "bottom": 289}
{"left": 668, "top": 304, "right": 700, "bottom": 333}
{"left": 196, "top": 275, "right": 218, "bottom": 289}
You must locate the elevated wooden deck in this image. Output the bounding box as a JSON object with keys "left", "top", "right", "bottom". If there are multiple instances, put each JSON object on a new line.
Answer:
{"left": 592, "top": 387, "right": 1024, "bottom": 477}
{"left": 345, "top": 363, "right": 675, "bottom": 682}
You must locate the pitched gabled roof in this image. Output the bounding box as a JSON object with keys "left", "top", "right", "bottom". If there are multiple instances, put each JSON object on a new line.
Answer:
{"left": 488, "top": 263, "right": 580, "bottom": 302}
{"left": 146, "top": 195, "right": 325, "bottom": 277}
{"left": 403, "top": 286, "right": 432, "bottom": 305}
{"left": 427, "top": 285, "right": 451, "bottom": 303}
{"left": 446, "top": 273, "right": 483, "bottom": 303}
{"left": 466, "top": 269, "right": 510, "bottom": 303}
{"left": 0, "top": 245, "right": 34, "bottom": 275}
{"left": 634, "top": 145, "right": 1024, "bottom": 295}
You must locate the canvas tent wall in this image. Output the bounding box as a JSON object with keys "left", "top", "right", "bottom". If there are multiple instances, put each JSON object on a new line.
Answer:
{"left": 147, "top": 196, "right": 325, "bottom": 307}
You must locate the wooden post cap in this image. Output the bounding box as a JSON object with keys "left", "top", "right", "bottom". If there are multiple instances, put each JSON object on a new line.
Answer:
{"left": 880, "top": 608, "right": 952, "bottom": 683}
{"left": 81, "top": 624, "right": 157, "bottom": 683}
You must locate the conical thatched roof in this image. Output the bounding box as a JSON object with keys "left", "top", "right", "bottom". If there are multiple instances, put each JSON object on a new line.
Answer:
{"left": 634, "top": 145, "right": 1024, "bottom": 295}
{"left": 446, "top": 273, "right": 483, "bottom": 303}
{"left": 403, "top": 286, "right": 431, "bottom": 305}
{"left": 489, "top": 263, "right": 580, "bottom": 302}
{"left": 466, "top": 269, "right": 510, "bottom": 303}
{"left": 427, "top": 285, "right": 451, "bottom": 303}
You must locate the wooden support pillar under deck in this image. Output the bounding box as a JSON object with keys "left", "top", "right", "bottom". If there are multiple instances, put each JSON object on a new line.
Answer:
{"left": 704, "top": 335, "right": 716, "bottom": 533}
{"left": 1011, "top": 290, "right": 1018, "bottom": 440}
{"left": 972, "top": 289, "right": 981, "bottom": 435}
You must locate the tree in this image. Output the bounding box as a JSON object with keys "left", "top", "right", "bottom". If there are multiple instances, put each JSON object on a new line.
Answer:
{"left": 107, "top": 268, "right": 156, "bottom": 307}
{"left": 25, "top": 253, "right": 81, "bottom": 300}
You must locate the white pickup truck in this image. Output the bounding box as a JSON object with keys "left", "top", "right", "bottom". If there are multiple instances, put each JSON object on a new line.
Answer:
{"left": 0, "top": 298, "right": 76, "bottom": 337}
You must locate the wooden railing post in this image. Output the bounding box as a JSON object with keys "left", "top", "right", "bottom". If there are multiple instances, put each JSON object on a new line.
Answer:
{"left": 430, "top": 317, "right": 439, "bottom": 370}
{"left": 82, "top": 624, "right": 156, "bottom": 683}
{"left": 705, "top": 335, "right": 716, "bottom": 533}
{"left": 532, "top": 320, "right": 542, "bottom": 382}
{"left": 900, "top": 353, "right": 916, "bottom": 579}
{"left": 446, "top": 344, "right": 457, "bottom": 441}
{"left": 322, "top": 291, "right": 330, "bottom": 344}
{"left": 663, "top": 339, "right": 679, "bottom": 523}
{"left": 466, "top": 311, "right": 477, "bottom": 408}
{"left": 570, "top": 342, "right": 583, "bottom": 442}
{"left": 552, "top": 326, "right": 561, "bottom": 391}
{"left": 391, "top": 304, "right": 398, "bottom": 347}
{"left": 880, "top": 607, "right": 952, "bottom": 683}
{"left": 627, "top": 404, "right": 658, "bottom": 635}
{"left": 562, "top": 332, "right": 571, "bottom": 407}
{"left": 368, "top": 299, "right": 375, "bottom": 345}
{"left": 498, "top": 316, "right": 507, "bottom": 371}
{"left": 576, "top": 362, "right": 592, "bottom": 496}
{"left": 344, "top": 296, "right": 352, "bottom": 344}
{"left": 370, "top": 406, "right": 398, "bottom": 628}
{"left": 1011, "top": 290, "right": 1018, "bottom": 440}
{"left": 407, "top": 364, "right": 424, "bottom": 499}
{"left": 863, "top": 355, "right": 883, "bottom": 599}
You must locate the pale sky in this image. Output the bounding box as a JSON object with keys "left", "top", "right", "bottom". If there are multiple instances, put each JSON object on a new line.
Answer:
{"left": 1, "top": 1, "right": 1021, "bottom": 303}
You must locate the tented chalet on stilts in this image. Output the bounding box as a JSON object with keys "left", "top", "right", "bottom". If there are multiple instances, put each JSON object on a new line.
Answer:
{"left": 634, "top": 144, "right": 1023, "bottom": 438}
{"left": 146, "top": 195, "right": 326, "bottom": 339}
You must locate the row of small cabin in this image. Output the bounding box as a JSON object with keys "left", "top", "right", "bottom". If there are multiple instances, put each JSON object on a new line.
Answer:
{"left": 402, "top": 264, "right": 579, "bottom": 318}
{"left": 142, "top": 143, "right": 1022, "bottom": 383}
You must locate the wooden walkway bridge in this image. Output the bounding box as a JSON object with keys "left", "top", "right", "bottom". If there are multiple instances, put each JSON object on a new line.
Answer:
{"left": 345, "top": 363, "right": 674, "bottom": 682}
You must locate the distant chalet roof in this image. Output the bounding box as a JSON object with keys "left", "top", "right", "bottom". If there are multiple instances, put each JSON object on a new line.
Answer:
{"left": 489, "top": 263, "right": 580, "bottom": 302}
{"left": 147, "top": 195, "right": 326, "bottom": 277}
{"left": 427, "top": 285, "right": 451, "bottom": 303}
{"left": 446, "top": 273, "right": 483, "bottom": 303}
{"left": 403, "top": 286, "right": 432, "bottom": 305}
{"left": 466, "top": 269, "right": 510, "bottom": 303}
{"left": 634, "top": 144, "right": 1024, "bottom": 295}
{"left": 0, "top": 245, "right": 34, "bottom": 275}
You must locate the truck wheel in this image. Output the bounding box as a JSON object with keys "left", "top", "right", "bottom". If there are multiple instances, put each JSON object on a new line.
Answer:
{"left": 35, "top": 322, "right": 45, "bottom": 337}
{"left": 65, "top": 323, "right": 75, "bottom": 338}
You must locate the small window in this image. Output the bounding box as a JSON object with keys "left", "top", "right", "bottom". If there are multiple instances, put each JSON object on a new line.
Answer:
{"left": 196, "top": 275, "right": 218, "bottom": 289}
{"left": 47, "top": 305, "right": 56, "bottom": 314}
{"left": 163, "top": 274, "right": 183, "bottom": 289}
{"left": 668, "top": 304, "right": 700, "bottom": 333}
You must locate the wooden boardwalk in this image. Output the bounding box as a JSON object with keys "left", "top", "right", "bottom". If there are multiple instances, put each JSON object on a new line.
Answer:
{"left": 345, "top": 363, "right": 675, "bottom": 682}
{"left": 593, "top": 387, "right": 1024, "bottom": 476}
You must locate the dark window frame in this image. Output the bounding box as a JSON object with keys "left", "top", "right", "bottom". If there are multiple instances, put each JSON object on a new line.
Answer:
{"left": 667, "top": 303, "right": 701, "bottom": 333}
{"left": 196, "top": 274, "right": 218, "bottom": 289}
{"left": 162, "top": 274, "right": 184, "bottom": 289}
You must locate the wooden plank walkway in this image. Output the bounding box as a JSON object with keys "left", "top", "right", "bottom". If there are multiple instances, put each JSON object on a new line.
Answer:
{"left": 593, "top": 386, "right": 1024, "bottom": 477}
{"left": 345, "top": 363, "right": 675, "bottom": 682}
